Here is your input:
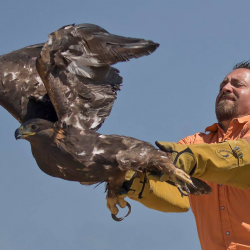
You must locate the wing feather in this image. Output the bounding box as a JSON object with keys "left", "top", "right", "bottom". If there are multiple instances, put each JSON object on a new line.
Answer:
{"left": 0, "top": 44, "right": 57, "bottom": 123}
{"left": 36, "top": 23, "right": 159, "bottom": 130}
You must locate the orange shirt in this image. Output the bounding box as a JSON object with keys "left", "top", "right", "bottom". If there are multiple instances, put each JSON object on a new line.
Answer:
{"left": 178, "top": 115, "right": 250, "bottom": 250}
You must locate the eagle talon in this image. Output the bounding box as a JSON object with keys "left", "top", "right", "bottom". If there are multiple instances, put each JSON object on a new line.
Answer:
{"left": 111, "top": 202, "right": 131, "bottom": 222}
{"left": 189, "top": 182, "right": 197, "bottom": 189}
{"left": 177, "top": 186, "right": 189, "bottom": 197}
{"left": 173, "top": 168, "right": 193, "bottom": 185}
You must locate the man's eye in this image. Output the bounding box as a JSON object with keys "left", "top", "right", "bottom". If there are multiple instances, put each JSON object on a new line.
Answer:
{"left": 31, "top": 125, "right": 38, "bottom": 130}
{"left": 232, "top": 83, "right": 240, "bottom": 88}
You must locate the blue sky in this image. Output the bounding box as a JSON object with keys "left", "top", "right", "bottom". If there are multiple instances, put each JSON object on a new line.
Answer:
{"left": 0, "top": 1, "right": 250, "bottom": 249}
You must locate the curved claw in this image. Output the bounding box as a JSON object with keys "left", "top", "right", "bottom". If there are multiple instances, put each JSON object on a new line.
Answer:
{"left": 111, "top": 202, "right": 131, "bottom": 222}
{"left": 177, "top": 185, "right": 190, "bottom": 197}
{"left": 174, "top": 168, "right": 193, "bottom": 185}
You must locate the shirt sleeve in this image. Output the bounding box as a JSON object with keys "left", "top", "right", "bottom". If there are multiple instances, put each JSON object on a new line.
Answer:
{"left": 177, "top": 134, "right": 196, "bottom": 145}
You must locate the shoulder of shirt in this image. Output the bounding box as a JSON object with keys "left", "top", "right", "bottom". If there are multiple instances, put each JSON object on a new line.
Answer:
{"left": 178, "top": 132, "right": 207, "bottom": 145}
{"left": 240, "top": 120, "right": 250, "bottom": 138}
{"left": 178, "top": 116, "right": 250, "bottom": 144}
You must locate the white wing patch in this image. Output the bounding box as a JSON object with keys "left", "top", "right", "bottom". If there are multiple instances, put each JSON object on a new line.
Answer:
{"left": 139, "top": 151, "right": 148, "bottom": 157}
{"left": 93, "top": 147, "right": 104, "bottom": 155}
{"left": 99, "top": 135, "right": 106, "bottom": 138}
{"left": 35, "top": 76, "right": 43, "bottom": 84}
{"left": 48, "top": 36, "right": 53, "bottom": 45}
{"left": 90, "top": 116, "right": 101, "bottom": 129}
{"left": 12, "top": 72, "right": 18, "bottom": 80}
{"left": 57, "top": 164, "right": 67, "bottom": 177}
{"left": 78, "top": 151, "right": 86, "bottom": 156}
{"left": 84, "top": 103, "right": 90, "bottom": 108}
{"left": 74, "top": 117, "right": 85, "bottom": 130}
{"left": 160, "top": 156, "right": 168, "bottom": 159}
{"left": 104, "top": 165, "right": 112, "bottom": 170}
{"left": 64, "top": 25, "right": 73, "bottom": 30}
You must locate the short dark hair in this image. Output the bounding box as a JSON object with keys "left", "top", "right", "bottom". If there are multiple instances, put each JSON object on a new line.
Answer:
{"left": 233, "top": 61, "right": 250, "bottom": 70}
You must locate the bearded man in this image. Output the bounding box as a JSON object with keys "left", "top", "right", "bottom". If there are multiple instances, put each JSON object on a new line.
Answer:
{"left": 123, "top": 62, "right": 250, "bottom": 250}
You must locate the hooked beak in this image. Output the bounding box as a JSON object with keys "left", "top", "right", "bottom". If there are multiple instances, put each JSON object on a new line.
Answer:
{"left": 15, "top": 126, "right": 36, "bottom": 140}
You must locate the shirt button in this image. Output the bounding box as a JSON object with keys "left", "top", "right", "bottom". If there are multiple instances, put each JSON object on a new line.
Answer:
{"left": 221, "top": 206, "right": 225, "bottom": 210}
{"left": 226, "top": 231, "right": 230, "bottom": 235}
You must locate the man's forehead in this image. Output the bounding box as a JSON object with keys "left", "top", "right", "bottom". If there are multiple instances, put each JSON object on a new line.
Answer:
{"left": 223, "top": 68, "right": 250, "bottom": 81}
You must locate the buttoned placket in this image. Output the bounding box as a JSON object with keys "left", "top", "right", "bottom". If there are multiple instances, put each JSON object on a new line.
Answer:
{"left": 218, "top": 184, "right": 236, "bottom": 248}
{"left": 192, "top": 117, "right": 250, "bottom": 250}
{"left": 217, "top": 126, "right": 237, "bottom": 249}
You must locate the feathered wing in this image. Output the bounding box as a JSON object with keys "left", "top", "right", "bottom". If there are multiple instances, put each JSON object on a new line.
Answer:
{"left": 36, "top": 23, "right": 159, "bottom": 130}
{"left": 61, "top": 23, "right": 160, "bottom": 68}
{"left": 0, "top": 44, "right": 57, "bottom": 123}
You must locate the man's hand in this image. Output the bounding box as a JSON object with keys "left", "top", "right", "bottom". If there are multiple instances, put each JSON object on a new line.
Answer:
{"left": 155, "top": 142, "right": 197, "bottom": 175}
{"left": 120, "top": 171, "right": 152, "bottom": 199}
{"left": 117, "top": 170, "right": 190, "bottom": 212}
{"left": 121, "top": 170, "right": 195, "bottom": 198}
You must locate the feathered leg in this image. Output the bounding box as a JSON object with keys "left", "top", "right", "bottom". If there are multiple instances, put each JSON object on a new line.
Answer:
{"left": 106, "top": 171, "right": 131, "bottom": 221}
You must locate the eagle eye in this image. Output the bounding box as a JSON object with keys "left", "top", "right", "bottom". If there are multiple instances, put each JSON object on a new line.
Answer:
{"left": 31, "top": 124, "right": 38, "bottom": 130}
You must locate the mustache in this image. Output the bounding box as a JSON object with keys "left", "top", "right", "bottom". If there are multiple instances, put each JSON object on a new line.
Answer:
{"left": 218, "top": 93, "right": 237, "bottom": 102}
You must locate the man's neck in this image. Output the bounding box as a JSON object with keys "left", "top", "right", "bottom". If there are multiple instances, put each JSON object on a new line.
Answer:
{"left": 218, "top": 114, "right": 250, "bottom": 132}
{"left": 218, "top": 120, "right": 231, "bottom": 133}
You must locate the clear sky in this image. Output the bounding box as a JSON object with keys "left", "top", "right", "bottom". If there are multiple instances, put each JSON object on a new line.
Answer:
{"left": 0, "top": 1, "right": 249, "bottom": 249}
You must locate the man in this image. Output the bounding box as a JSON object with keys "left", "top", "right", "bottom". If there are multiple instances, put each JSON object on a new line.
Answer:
{"left": 125, "top": 63, "right": 250, "bottom": 250}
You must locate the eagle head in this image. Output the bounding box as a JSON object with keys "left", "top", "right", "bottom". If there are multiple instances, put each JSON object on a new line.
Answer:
{"left": 15, "top": 119, "right": 55, "bottom": 141}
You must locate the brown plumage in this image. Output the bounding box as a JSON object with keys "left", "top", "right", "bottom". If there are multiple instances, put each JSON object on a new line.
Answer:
{"left": 0, "top": 44, "right": 57, "bottom": 123}
{"left": 1, "top": 23, "right": 210, "bottom": 221}
{"left": 15, "top": 118, "right": 196, "bottom": 221}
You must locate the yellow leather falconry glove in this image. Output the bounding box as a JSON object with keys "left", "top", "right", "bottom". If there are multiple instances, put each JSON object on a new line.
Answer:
{"left": 120, "top": 170, "right": 190, "bottom": 213}
{"left": 156, "top": 139, "right": 250, "bottom": 189}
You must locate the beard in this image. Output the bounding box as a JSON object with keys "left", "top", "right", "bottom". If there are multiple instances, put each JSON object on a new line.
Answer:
{"left": 216, "top": 99, "right": 238, "bottom": 122}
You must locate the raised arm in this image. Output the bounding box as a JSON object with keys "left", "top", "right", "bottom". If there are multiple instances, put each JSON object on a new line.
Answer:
{"left": 156, "top": 138, "right": 250, "bottom": 189}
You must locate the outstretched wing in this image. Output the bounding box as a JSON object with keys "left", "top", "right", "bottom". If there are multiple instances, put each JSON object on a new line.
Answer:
{"left": 37, "top": 23, "right": 159, "bottom": 130}
{"left": 0, "top": 44, "right": 57, "bottom": 123}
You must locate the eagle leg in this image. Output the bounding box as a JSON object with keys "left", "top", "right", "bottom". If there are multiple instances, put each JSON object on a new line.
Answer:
{"left": 177, "top": 184, "right": 190, "bottom": 197}
{"left": 106, "top": 192, "right": 131, "bottom": 222}
{"left": 106, "top": 172, "right": 131, "bottom": 222}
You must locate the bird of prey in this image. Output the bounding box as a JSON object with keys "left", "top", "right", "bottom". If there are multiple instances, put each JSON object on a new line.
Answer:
{"left": 1, "top": 23, "right": 209, "bottom": 221}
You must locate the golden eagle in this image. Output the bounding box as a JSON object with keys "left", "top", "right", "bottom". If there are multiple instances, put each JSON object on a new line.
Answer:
{"left": 1, "top": 23, "right": 204, "bottom": 221}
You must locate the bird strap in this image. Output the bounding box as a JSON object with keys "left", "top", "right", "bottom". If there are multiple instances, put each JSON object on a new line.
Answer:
{"left": 122, "top": 170, "right": 190, "bottom": 213}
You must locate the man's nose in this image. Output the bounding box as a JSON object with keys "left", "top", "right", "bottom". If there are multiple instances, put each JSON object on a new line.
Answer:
{"left": 221, "top": 83, "right": 233, "bottom": 93}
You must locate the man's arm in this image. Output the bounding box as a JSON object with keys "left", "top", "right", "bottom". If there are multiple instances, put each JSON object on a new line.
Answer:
{"left": 121, "top": 136, "right": 250, "bottom": 212}
{"left": 123, "top": 137, "right": 250, "bottom": 213}
{"left": 156, "top": 138, "right": 250, "bottom": 189}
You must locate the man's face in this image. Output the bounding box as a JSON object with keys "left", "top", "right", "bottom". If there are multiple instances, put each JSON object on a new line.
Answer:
{"left": 216, "top": 68, "right": 250, "bottom": 122}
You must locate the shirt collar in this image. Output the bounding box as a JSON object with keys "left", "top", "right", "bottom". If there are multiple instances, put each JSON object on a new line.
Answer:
{"left": 205, "top": 115, "right": 250, "bottom": 132}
